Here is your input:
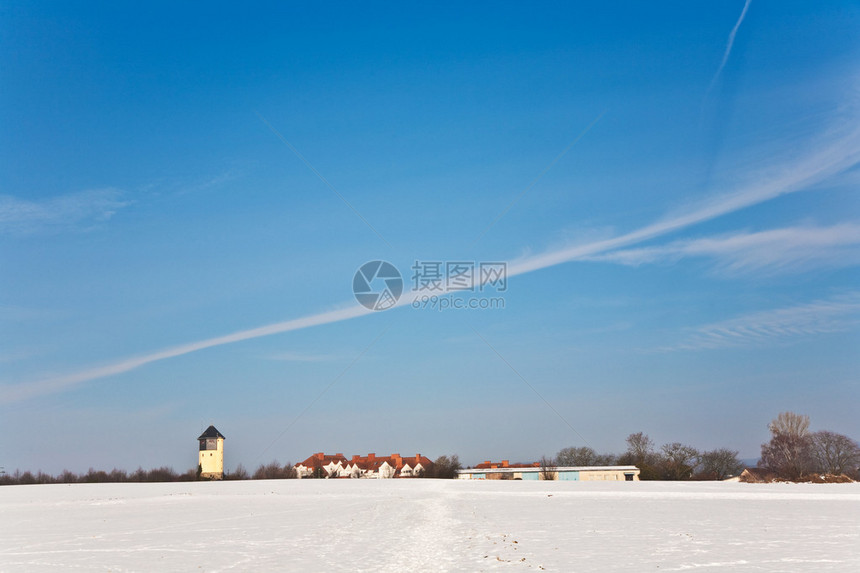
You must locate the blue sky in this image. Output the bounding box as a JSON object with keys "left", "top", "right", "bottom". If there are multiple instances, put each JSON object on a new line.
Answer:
{"left": 2, "top": 1, "right": 859, "bottom": 474}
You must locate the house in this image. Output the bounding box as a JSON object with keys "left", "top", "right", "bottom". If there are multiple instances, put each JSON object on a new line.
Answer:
{"left": 294, "top": 452, "right": 350, "bottom": 479}
{"left": 295, "top": 452, "right": 433, "bottom": 479}
{"left": 457, "top": 462, "right": 640, "bottom": 481}
{"left": 197, "top": 425, "right": 225, "bottom": 480}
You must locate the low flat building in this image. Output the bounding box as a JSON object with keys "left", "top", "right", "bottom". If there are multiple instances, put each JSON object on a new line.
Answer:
{"left": 457, "top": 464, "right": 640, "bottom": 481}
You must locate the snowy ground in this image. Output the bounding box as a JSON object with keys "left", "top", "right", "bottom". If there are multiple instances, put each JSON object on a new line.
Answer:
{"left": 1, "top": 480, "right": 858, "bottom": 572}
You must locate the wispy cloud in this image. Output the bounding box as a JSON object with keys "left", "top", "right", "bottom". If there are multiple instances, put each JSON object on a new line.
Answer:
{"left": 0, "top": 305, "right": 371, "bottom": 404}
{"left": 506, "top": 118, "right": 860, "bottom": 276}
{"left": 3, "top": 95, "right": 860, "bottom": 403}
{"left": 707, "top": 0, "right": 752, "bottom": 96}
{"left": 267, "top": 350, "right": 346, "bottom": 362}
{"left": 659, "top": 292, "right": 860, "bottom": 351}
{"left": 0, "top": 189, "right": 131, "bottom": 236}
{"left": 586, "top": 223, "right": 860, "bottom": 275}
{"left": 174, "top": 170, "right": 239, "bottom": 196}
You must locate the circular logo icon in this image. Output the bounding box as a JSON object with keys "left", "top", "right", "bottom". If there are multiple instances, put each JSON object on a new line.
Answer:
{"left": 353, "top": 260, "right": 403, "bottom": 311}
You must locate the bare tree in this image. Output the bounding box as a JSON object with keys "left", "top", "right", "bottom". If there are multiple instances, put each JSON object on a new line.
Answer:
{"left": 761, "top": 412, "right": 814, "bottom": 480}
{"left": 252, "top": 460, "right": 296, "bottom": 480}
{"left": 556, "top": 446, "right": 597, "bottom": 466}
{"left": 426, "top": 455, "right": 461, "bottom": 479}
{"left": 761, "top": 432, "right": 813, "bottom": 480}
{"left": 769, "top": 412, "right": 810, "bottom": 439}
{"left": 660, "top": 443, "right": 699, "bottom": 480}
{"left": 618, "top": 432, "right": 661, "bottom": 479}
{"left": 626, "top": 432, "right": 656, "bottom": 465}
{"left": 539, "top": 456, "right": 556, "bottom": 480}
{"left": 226, "top": 464, "right": 249, "bottom": 480}
{"left": 83, "top": 468, "right": 109, "bottom": 483}
{"left": 146, "top": 467, "right": 178, "bottom": 482}
{"left": 556, "top": 446, "right": 617, "bottom": 466}
{"left": 809, "top": 431, "right": 860, "bottom": 476}
{"left": 698, "top": 448, "right": 745, "bottom": 480}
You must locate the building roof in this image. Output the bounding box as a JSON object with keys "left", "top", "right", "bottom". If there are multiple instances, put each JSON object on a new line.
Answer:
{"left": 296, "top": 452, "right": 434, "bottom": 475}
{"left": 297, "top": 452, "right": 350, "bottom": 468}
{"left": 475, "top": 460, "right": 541, "bottom": 469}
{"left": 197, "top": 425, "right": 226, "bottom": 440}
{"left": 458, "top": 465, "right": 640, "bottom": 475}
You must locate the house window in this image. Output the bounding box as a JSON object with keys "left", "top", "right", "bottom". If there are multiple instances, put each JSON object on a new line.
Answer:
{"left": 625, "top": 473, "right": 634, "bottom": 481}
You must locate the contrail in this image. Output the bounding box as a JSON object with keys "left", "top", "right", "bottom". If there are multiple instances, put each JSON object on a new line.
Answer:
{"left": 507, "top": 121, "right": 860, "bottom": 277}
{"left": 0, "top": 305, "right": 372, "bottom": 403}
{"left": 707, "top": 0, "right": 752, "bottom": 96}
{"left": 2, "top": 114, "right": 859, "bottom": 404}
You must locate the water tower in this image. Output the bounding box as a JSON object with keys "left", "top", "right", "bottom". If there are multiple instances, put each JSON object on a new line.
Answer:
{"left": 197, "top": 425, "right": 225, "bottom": 479}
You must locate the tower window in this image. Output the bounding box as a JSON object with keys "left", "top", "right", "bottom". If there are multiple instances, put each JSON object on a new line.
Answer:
{"left": 199, "top": 438, "right": 218, "bottom": 451}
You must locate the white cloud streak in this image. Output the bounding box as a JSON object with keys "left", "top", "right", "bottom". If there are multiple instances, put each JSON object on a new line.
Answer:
{"left": 3, "top": 99, "right": 860, "bottom": 403}
{"left": 0, "top": 305, "right": 371, "bottom": 404}
{"left": 662, "top": 292, "right": 860, "bottom": 351}
{"left": 586, "top": 223, "right": 860, "bottom": 275}
{"left": 0, "top": 189, "right": 131, "bottom": 235}
{"left": 707, "top": 0, "right": 752, "bottom": 96}
{"left": 506, "top": 120, "right": 860, "bottom": 277}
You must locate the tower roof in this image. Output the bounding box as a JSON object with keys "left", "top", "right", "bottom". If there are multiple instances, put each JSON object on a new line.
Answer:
{"left": 197, "top": 425, "right": 226, "bottom": 440}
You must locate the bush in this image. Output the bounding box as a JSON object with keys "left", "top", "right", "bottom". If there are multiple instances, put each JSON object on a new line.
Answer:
{"left": 659, "top": 443, "right": 699, "bottom": 481}
{"left": 225, "top": 464, "right": 249, "bottom": 480}
{"left": 425, "top": 455, "right": 460, "bottom": 479}
{"left": 252, "top": 461, "right": 297, "bottom": 480}
{"left": 697, "top": 449, "right": 744, "bottom": 480}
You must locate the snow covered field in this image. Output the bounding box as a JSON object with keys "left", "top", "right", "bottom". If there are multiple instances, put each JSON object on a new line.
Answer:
{"left": 1, "top": 479, "right": 858, "bottom": 572}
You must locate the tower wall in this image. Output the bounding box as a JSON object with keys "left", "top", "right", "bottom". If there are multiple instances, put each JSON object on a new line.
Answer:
{"left": 199, "top": 437, "right": 224, "bottom": 479}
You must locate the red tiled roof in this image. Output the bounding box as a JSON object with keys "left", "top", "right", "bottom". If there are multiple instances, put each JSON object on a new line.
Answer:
{"left": 297, "top": 452, "right": 434, "bottom": 475}
{"left": 297, "top": 452, "right": 349, "bottom": 468}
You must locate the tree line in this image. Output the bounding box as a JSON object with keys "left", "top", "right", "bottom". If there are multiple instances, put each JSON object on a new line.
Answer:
{"left": 0, "top": 466, "right": 200, "bottom": 485}
{"left": 0, "top": 463, "right": 300, "bottom": 486}
{"left": 543, "top": 412, "right": 859, "bottom": 481}
{"left": 0, "top": 455, "right": 464, "bottom": 486}
{"left": 543, "top": 433, "right": 745, "bottom": 481}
